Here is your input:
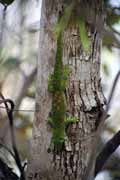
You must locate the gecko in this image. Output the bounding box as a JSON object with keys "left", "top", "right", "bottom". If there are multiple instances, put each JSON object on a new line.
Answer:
{"left": 48, "top": 32, "right": 77, "bottom": 152}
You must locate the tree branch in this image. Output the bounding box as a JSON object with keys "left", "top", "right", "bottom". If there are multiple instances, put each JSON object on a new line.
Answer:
{"left": 0, "top": 95, "right": 25, "bottom": 180}
{"left": 84, "top": 70, "right": 120, "bottom": 180}
{"left": 0, "top": 158, "right": 19, "bottom": 180}
{"left": 110, "top": 26, "right": 120, "bottom": 37}
{"left": 95, "top": 130, "right": 120, "bottom": 176}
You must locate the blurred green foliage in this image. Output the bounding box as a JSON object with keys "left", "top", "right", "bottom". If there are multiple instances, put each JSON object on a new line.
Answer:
{"left": 0, "top": 57, "right": 20, "bottom": 70}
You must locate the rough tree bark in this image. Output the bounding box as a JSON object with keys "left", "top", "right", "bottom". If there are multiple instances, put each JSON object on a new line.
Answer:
{"left": 27, "top": 0, "right": 106, "bottom": 180}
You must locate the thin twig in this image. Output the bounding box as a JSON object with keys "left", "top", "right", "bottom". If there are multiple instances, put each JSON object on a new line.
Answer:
{"left": 110, "top": 26, "right": 120, "bottom": 37}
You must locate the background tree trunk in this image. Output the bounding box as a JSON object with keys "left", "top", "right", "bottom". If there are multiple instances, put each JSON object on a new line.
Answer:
{"left": 27, "top": 0, "right": 105, "bottom": 180}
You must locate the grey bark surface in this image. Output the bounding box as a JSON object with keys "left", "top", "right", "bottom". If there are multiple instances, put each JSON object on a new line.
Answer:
{"left": 27, "top": 1, "right": 105, "bottom": 180}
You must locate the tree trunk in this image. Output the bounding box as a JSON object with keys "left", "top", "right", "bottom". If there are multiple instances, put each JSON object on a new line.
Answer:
{"left": 27, "top": 1, "right": 105, "bottom": 180}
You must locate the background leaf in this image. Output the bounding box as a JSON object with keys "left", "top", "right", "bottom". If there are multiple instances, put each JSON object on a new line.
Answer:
{"left": 1, "top": 57, "right": 20, "bottom": 70}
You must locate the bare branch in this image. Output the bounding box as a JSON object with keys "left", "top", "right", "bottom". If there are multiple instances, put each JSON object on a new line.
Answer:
{"left": 0, "top": 94, "right": 25, "bottom": 180}
{"left": 0, "top": 142, "right": 15, "bottom": 159}
{"left": 110, "top": 26, "right": 120, "bottom": 37}
{"left": 84, "top": 70, "right": 120, "bottom": 180}
{"left": 0, "top": 158, "right": 19, "bottom": 180}
{"left": 95, "top": 130, "right": 120, "bottom": 176}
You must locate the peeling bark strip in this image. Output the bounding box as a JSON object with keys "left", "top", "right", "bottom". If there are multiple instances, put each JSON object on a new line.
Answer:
{"left": 27, "top": 1, "right": 105, "bottom": 180}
